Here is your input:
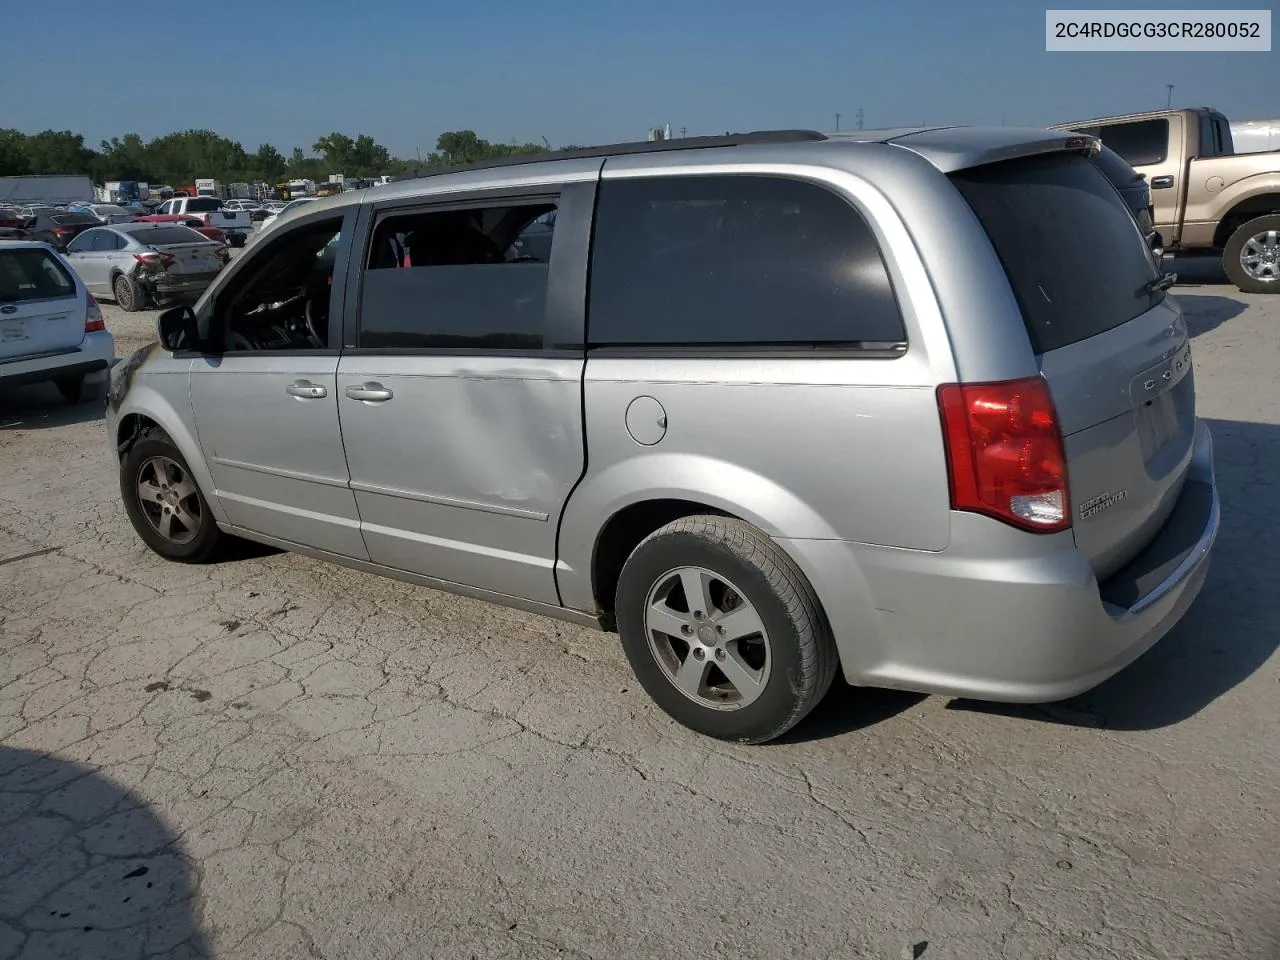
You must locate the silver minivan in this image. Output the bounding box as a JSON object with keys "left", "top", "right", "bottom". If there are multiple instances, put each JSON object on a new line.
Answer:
{"left": 105, "top": 128, "right": 1219, "bottom": 742}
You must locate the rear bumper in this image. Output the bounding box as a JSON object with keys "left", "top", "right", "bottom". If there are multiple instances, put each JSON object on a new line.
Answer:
{"left": 779, "top": 419, "right": 1219, "bottom": 702}
{"left": 0, "top": 331, "right": 115, "bottom": 388}
{"left": 148, "top": 273, "right": 219, "bottom": 297}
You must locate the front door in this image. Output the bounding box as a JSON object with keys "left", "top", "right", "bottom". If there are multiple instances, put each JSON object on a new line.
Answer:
{"left": 189, "top": 210, "right": 368, "bottom": 558}
{"left": 336, "top": 186, "right": 592, "bottom": 604}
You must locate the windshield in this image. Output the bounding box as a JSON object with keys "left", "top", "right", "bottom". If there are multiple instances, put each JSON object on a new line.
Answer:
{"left": 129, "top": 226, "right": 209, "bottom": 245}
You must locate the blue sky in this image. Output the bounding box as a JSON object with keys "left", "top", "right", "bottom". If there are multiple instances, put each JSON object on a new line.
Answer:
{"left": 5, "top": 0, "right": 1276, "bottom": 157}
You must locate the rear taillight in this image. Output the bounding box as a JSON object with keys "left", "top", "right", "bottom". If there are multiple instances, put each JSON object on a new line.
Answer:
{"left": 85, "top": 294, "right": 105, "bottom": 333}
{"left": 134, "top": 252, "right": 176, "bottom": 267}
{"left": 937, "top": 376, "right": 1070, "bottom": 533}
{"left": 214, "top": 245, "right": 230, "bottom": 261}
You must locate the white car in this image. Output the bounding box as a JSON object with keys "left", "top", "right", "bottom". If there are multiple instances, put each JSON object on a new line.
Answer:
{"left": 0, "top": 240, "right": 114, "bottom": 403}
{"left": 259, "top": 196, "right": 317, "bottom": 231}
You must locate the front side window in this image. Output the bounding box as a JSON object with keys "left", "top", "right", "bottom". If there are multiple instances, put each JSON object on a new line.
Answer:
{"left": 215, "top": 216, "right": 343, "bottom": 352}
{"left": 588, "top": 174, "right": 904, "bottom": 347}
{"left": 357, "top": 200, "right": 557, "bottom": 351}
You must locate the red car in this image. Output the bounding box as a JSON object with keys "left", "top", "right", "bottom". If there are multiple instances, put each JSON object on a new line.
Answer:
{"left": 132, "top": 214, "right": 227, "bottom": 245}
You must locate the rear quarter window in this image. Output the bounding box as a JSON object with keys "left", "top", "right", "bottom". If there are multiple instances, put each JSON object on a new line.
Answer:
{"left": 588, "top": 174, "right": 905, "bottom": 348}
{"left": 0, "top": 249, "right": 77, "bottom": 303}
{"left": 950, "top": 152, "right": 1160, "bottom": 355}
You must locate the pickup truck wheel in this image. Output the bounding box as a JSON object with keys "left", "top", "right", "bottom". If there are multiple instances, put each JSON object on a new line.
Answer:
{"left": 1223, "top": 215, "right": 1280, "bottom": 294}
{"left": 113, "top": 273, "right": 145, "bottom": 312}
{"left": 615, "top": 516, "right": 838, "bottom": 743}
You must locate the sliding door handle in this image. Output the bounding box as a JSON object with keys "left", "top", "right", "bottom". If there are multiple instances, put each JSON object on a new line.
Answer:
{"left": 345, "top": 382, "right": 394, "bottom": 403}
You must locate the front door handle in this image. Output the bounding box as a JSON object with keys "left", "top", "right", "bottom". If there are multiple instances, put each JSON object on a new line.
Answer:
{"left": 1150, "top": 175, "right": 1174, "bottom": 189}
{"left": 345, "top": 382, "right": 394, "bottom": 403}
{"left": 286, "top": 380, "right": 327, "bottom": 399}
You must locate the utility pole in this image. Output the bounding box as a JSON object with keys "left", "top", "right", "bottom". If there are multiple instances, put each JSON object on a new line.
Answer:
{"left": 1165, "top": 83, "right": 1175, "bottom": 108}
{"left": 680, "top": 125, "right": 687, "bottom": 138}
{"left": 835, "top": 112, "right": 841, "bottom": 131}
{"left": 855, "top": 108, "right": 864, "bottom": 130}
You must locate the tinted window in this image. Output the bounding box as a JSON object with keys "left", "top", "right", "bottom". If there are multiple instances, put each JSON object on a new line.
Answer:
{"left": 358, "top": 202, "right": 555, "bottom": 351}
{"left": 1199, "top": 116, "right": 1217, "bottom": 158}
{"left": 1095, "top": 119, "right": 1168, "bottom": 166}
{"left": 89, "top": 231, "right": 121, "bottom": 252}
{"left": 131, "top": 226, "right": 207, "bottom": 245}
{"left": 52, "top": 213, "right": 99, "bottom": 226}
{"left": 185, "top": 198, "right": 222, "bottom": 212}
{"left": 588, "top": 175, "right": 903, "bottom": 347}
{"left": 951, "top": 152, "right": 1160, "bottom": 355}
{"left": 0, "top": 249, "right": 76, "bottom": 302}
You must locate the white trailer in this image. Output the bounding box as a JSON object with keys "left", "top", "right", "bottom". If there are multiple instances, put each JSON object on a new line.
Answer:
{"left": 0, "top": 174, "right": 95, "bottom": 205}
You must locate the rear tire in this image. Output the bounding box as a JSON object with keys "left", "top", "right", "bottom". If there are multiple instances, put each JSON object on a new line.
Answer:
{"left": 120, "top": 429, "right": 224, "bottom": 563}
{"left": 1223, "top": 214, "right": 1280, "bottom": 294}
{"left": 615, "top": 516, "right": 838, "bottom": 743}
{"left": 229, "top": 235, "right": 246, "bottom": 248}
{"left": 113, "top": 273, "right": 145, "bottom": 312}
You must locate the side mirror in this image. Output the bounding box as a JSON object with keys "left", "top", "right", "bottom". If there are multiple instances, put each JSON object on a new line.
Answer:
{"left": 156, "top": 305, "right": 198, "bottom": 352}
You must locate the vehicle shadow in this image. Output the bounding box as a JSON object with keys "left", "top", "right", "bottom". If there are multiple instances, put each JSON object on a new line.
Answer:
{"left": 777, "top": 683, "right": 927, "bottom": 744}
{"left": 0, "top": 382, "right": 107, "bottom": 431}
{"left": 0, "top": 746, "right": 210, "bottom": 957}
{"left": 948, "top": 415, "right": 1279, "bottom": 731}
{"left": 1166, "top": 253, "right": 1229, "bottom": 286}
{"left": 1175, "top": 293, "right": 1248, "bottom": 338}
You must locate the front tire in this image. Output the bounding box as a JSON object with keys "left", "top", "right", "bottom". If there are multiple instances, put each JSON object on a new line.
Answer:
{"left": 615, "top": 516, "right": 838, "bottom": 743}
{"left": 1223, "top": 214, "right": 1280, "bottom": 294}
{"left": 113, "top": 273, "right": 146, "bottom": 312}
{"left": 120, "top": 430, "right": 224, "bottom": 563}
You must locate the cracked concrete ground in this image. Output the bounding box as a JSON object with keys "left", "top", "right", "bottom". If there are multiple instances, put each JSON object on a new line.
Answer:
{"left": 1, "top": 257, "right": 1277, "bottom": 959}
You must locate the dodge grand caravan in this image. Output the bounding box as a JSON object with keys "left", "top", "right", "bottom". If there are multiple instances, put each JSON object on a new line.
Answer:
{"left": 105, "top": 128, "right": 1219, "bottom": 743}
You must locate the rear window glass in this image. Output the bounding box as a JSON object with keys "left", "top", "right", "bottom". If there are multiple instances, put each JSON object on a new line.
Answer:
{"left": 185, "top": 198, "right": 222, "bottom": 212}
{"left": 52, "top": 213, "right": 99, "bottom": 225}
{"left": 1091, "top": 147, "right": 1142, "bottom": 188}
{"left": 131, "top": 226, "right": 207, "bottom": 245}
{"left": 950, "top": 152, "right": 1159, "bottom": 355}
{"left": 0, "top": 249, "right": 76, "bottom": 303}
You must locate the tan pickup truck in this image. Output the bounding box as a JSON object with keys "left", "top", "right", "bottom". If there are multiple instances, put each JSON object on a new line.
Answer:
{"left": 1051, "top": 107, "right": 1280, "bottom": 293}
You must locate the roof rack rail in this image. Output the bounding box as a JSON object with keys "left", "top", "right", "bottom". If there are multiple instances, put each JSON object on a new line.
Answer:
{"left": 389, "top": 129, "right": 828, "bottom": 183}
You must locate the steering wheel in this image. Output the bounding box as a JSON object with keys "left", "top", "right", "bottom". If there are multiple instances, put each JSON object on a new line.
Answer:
{"left": 302, "top": 295, "right": 326, "bottom": 349}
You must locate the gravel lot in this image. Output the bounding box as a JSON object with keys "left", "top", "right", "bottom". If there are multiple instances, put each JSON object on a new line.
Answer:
{"left": 1, "top": 257, "right": 1277, "bottom": 959}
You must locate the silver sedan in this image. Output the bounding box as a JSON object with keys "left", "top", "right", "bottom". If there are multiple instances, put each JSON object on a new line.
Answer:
{"left": 63, "top": 222, "right": 229, "bottom": 311}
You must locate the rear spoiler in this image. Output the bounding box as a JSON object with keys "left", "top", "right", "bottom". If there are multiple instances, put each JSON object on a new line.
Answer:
{"left": 882, "top": 127, "right": 1101, "bottom": 173}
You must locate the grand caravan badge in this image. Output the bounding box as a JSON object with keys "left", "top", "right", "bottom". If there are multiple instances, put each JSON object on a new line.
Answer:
{"left": 1079, "top": 490, "right": 1128, "bottom": 520}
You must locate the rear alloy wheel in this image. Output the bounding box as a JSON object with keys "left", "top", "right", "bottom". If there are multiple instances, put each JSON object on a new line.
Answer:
{"left": 615, "top": 516, "right": 838, "bottom": 743}
{"left": 120, "top": 431, "right": 224, "bottom": 562}
{"left": 1223, "top": 214, "right": 1280, "bottom": 294}
{"left": 113, "top": 273, "right": 146, "bottom": 312}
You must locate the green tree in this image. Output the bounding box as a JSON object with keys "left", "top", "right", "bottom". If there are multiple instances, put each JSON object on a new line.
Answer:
{"left": 93, "top": 134, "right": 152, "bottom": 182}
{"left": 251, "top": 143, "right": 287, "bottom": 182}
{"left": 21, "top": 130, "right": 95, "bottom": 175}
{"left": 0, "top": 129, "right": 30, "bottom": 176}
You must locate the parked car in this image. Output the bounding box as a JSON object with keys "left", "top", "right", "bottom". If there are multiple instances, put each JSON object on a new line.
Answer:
{"left": 0, "top": 239, "right": 113, "bottom": 402}
{"left": 65, "top": 223, "right": 228, "bottom": 311}
{"left": 258, "top": 196, "right": 317, "bottom": 231}
{"left": 226, "top": 199, "right": 270, "bottom": 221}
{"left": 69, "top": 203, "right": 137, "bottom": 224}
{"left": 21, "top": 211, "right": 101, "bottom": 251}
{"left": 153, "top": 197, "right": 252, "bottom": 247}
{"left": 1052, "top": 107, "right": 1280, "bottom": 292}
{"left": 1091, "top": 145, "right": 1162, "bottom": 255}
{"left": 0, "top": 208, "right": 25, "bottom": 239}
{"left": 133, "top": 213, "right": 228, "bottom": 246}
{"left": 106, "top": 128, "right": 1218, "bottom": 743}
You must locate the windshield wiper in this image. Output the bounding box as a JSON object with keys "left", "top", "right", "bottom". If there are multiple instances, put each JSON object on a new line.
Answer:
{"left": 1142, "top": 272, "right": 1177, "bottom": 296}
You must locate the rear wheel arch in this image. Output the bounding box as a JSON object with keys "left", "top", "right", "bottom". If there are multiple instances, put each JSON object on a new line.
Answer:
{"left": 1212, "top": 193, "right": 1280, "bottom": 249}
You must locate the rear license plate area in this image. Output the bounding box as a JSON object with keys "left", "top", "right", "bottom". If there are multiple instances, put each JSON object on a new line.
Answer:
{"left": 1136, "top": 375, "right": 1194, "bottom": 472}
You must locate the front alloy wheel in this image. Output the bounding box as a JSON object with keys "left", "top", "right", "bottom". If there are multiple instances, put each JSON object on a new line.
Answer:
{"left": 135, "top": 456, "right": 201, "bottom": 544}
